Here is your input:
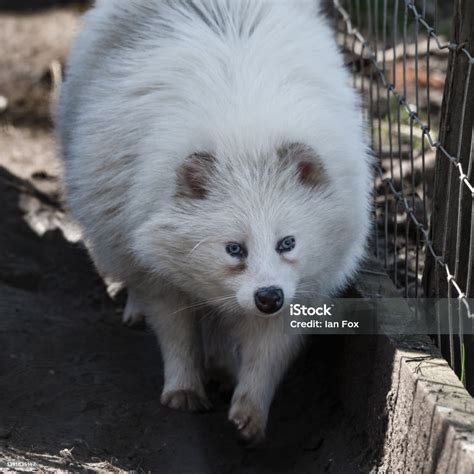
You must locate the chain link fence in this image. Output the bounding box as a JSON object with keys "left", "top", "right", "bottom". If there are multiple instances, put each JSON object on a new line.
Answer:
{"left": 328, "top": 0, "right": 474, "bottom": 394}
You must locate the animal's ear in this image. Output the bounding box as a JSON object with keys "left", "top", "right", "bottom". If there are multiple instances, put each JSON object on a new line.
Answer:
{"left": 277, "top": 142, "right": 328, "bottom": 188}
{"left": 176, "top": 152, "right": 216, "bottom": 199}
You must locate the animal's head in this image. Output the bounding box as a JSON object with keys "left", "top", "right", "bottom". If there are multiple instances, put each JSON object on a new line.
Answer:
{"left": 134, "top": 142, "right": 363, "bottom": 317}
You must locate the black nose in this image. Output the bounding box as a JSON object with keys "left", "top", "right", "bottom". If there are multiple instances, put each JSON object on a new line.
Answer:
{"left": 254, "top": 286, "right": 284, "bottom": 314}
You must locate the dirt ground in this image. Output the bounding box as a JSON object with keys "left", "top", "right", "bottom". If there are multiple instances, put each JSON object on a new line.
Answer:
{"left": 0, "top": 4, "right": 377, "bottom": 473}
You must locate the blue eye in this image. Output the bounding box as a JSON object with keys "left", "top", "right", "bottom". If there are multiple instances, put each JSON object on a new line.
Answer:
{"left": 277, "top": 236, "right": 296, "bottom": 253}
{"left": 226, "top": 242, "right": 247, "bottom": 258}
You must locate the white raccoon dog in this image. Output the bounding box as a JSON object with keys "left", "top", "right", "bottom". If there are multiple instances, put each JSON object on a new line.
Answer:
{"left": 58, "top": 0, "right": 371, "bottom": 443}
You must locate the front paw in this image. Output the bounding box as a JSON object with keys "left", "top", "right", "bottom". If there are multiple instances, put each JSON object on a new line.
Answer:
{"left": 161, "top": 389, "right": 212, "bottom": 412}
{"left": 228, "top": 394, "right": 266, "bottom": 445}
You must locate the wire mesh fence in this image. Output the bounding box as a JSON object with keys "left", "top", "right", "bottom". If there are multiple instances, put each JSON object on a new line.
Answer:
{"left": 328, "top": 0, "right": 474, "bottom": 394}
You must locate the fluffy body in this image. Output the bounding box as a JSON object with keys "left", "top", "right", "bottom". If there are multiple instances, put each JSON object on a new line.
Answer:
{"left": 58, "top": 0, "right": 372, "bottom": 443}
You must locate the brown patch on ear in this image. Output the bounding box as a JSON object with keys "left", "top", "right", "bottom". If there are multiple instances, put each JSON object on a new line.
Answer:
{"left": 176, "top": 152, "right": 216, "bottom": 199}
{"left": 277, "top": 143, "right": 328, "bottom": 188}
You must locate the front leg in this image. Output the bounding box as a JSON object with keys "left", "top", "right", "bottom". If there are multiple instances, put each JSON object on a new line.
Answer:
{"left": 229, "top": 318, "right": 302, "bottom": 443}
{"left": 145, "top": 289, "right": 211, "bottom": 412}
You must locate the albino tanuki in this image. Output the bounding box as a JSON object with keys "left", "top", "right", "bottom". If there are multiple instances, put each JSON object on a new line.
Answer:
{"left": 58, "top": 0, "right": 372, "bottom": 443}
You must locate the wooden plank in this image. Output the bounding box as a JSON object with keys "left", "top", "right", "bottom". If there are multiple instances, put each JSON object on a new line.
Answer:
{"left": 341, "top": 259, "right": 474, "bottom": 472}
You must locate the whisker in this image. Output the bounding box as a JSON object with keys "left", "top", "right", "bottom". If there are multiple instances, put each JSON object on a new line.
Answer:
{"left": 169, "top": 294, "right": 236, "bottom": 316}
{"left": 186, "top": 237, "right": 211, "bottom": 260}
{"left": 220, "top": 299, "right": 241, "bottom": 315}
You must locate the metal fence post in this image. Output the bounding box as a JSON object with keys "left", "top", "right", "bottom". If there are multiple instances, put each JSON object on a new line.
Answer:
{"left": 423, "top": 0, "right": 474, "bottom": 390}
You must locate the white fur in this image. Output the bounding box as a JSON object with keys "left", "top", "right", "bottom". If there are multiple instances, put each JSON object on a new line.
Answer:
{"left": 58, "top": 0, "right": 372, "bottom": 442}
